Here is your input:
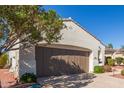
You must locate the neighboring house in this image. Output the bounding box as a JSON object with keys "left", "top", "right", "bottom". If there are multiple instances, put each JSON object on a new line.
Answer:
{"left": 9, "top": 18, "right": 105, "bottom": 78}
{"left": 105, "top": 48, "right": 124, "bottom": 59}
{"left": 113, "top": 49, "right": 124, "bottom": 59}
{"left": 105, "top": 48, "right": 116, "bottom": 59}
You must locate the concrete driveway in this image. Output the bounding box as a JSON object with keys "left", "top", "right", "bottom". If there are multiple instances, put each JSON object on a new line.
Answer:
{"left": 84, "top": 72, "right": 124, "bottom": 88}
{"left": 38, "top": 72, "right": 124, "bottom": 88}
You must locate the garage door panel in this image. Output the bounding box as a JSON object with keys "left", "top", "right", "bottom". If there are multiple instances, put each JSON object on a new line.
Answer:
{"left": 36, "top": 46, "right": 90, "bottom": 77}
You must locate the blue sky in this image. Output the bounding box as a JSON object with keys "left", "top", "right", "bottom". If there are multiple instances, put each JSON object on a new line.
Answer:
{"left": 44, "top": 5, "right": 124, "bottom": 48}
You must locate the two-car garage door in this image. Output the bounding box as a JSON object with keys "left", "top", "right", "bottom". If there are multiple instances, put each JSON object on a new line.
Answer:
{"left": 35, "top": 44, "right": 90, "bottom": 77}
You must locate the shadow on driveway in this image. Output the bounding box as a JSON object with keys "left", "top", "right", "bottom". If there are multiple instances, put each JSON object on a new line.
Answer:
{"left": 37, "top": 73, "right": 96, "bottom": 88}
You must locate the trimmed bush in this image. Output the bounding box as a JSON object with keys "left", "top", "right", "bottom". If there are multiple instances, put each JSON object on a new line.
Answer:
{"left": 0, "top": 53, "right": 8, "bottom": 68}
{"left": 104, "top": 65, "right": 112, "bottom": 72}
{"left": 122, "top": 59, "right": 124, "bottom": 64}
{"left": 107, "top": 58, "right": 115, "bottom": 66}
{"left": 105, "top": 57, "right": 112, "bottom": 65}
{"left": 20, "top": 73, "right": 37, "bottom": 83}
{"left": 94, "top": 66, "right": 105, "bottom": 73}
{"left": 121, "top": 69, "right": 124, "bottom": 76}
{"left": 116, "top": 57, "right": 124, "bottom": 65}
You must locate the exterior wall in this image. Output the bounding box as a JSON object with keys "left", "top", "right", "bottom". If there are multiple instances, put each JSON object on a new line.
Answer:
{"left": 113, "top": 53, "right": 124, "bottom": 59}
{"left": 105, "top": 53, "right": 124, "bottom": 59}
{"left": 9, "top": 42, "right": 36, "bottom": 77}
{"left": 9, "top": 40, "right": 20, "bottom": 77}
{"left": 105, "top": 54, "right": 113, "bottom": 57}
{"left": 56, "top": 20, "right": 105, "bottom": 72}
{"left": 105, "top": 54, "right": 115, "bottom": 59}
{"left": 18, "top": 46, "right": 36, "bottom": 77}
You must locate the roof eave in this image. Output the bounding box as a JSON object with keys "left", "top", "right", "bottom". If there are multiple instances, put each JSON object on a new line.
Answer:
{"left": 62, "top": 18, "right": 105, "bottom": 47}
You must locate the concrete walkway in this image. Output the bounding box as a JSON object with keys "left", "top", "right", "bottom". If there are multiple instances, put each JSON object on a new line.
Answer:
{"left": 84, "top": 72, "right": 124, "bottom": 88}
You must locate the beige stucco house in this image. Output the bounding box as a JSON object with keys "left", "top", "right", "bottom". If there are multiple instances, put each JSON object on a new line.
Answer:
{"left": 9, "top": 18, "right": 105, "bottom": 77}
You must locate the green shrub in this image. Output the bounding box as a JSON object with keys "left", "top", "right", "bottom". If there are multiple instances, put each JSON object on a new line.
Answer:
{"left": 107, "top": 58, "right": 115, "bottom": 66}
{"left": 104, "top": 65, "right": 112, "bottom": 72}
{"left": 0, "top": 53, "right": 8, "bottom": 68}
{"left": 105, "top": 57, "right": 112, "bottom": 65}
{"left": 121, "top": 69, "right": 124, "bottom": 76}
{"left": 20, "top": 73, "right": 37, "bottom": 83}
{"left": 122, "top": 59, "right": 124, "bottom": 64}
{"left": 94, "top": 66, "right": 105, "bottom": 73}
{"left": 116, "top": 57, "right": 124, "bottom": 65}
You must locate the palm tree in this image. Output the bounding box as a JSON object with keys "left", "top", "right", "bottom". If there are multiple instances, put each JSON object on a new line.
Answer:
{"left": 121, "top": 45, "right": 124, "bottom": 49}
{"left": 107, "top": 43, "right": 113, "bottom": 49}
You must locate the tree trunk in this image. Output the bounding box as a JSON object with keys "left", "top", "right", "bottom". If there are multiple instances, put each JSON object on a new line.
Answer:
{"left": 0, "top": 80, "right": 1, "bottom": 88}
